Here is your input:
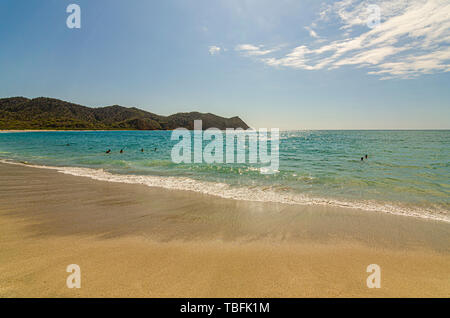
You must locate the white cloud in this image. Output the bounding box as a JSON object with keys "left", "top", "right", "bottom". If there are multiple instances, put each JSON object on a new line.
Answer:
{"left": 237, "top": 0, "right": 450, "bottom": 79}
{"left": 368, "top": 47, "right": 450, "bottom": 79}
{"left": 208, "top": 46, "right": 221, "bottom": 55}
{"left": 235, "top": 44, "right": 277, "bottom": 56}
{"left": 304, "top": 26, "right": 320, "bottom": 39}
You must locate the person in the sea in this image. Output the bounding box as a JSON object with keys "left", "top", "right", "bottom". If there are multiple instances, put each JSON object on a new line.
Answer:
{"left": 141, "top": 148, "right": 144, "bottom": 152}
{"left": 106, "top": 149, "right": 111, "bottom": 154}
{"left": 154, "top": 147, "right": 157, "bottom": 151}
{"left": 361, "top": 157, "right": 364, "bottom": 161}
{"left": 120, "top": 149, "right": 124, "bottom": 154}
{"left": 365, "top": 154, "right": 368, "bottom": 159}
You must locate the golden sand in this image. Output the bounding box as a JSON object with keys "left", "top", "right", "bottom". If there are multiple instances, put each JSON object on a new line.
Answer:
{"left": 0, "top": 163, "right": 449, "bottom": 297}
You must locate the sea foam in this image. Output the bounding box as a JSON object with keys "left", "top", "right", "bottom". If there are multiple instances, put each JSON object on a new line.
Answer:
{"left": 1, "top": 159, "right": 448, "bottom": 223}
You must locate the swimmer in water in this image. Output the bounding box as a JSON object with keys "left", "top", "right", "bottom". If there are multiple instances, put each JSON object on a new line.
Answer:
{"left": 141, "top": 148, "right": 144, "bottom": 152}
{"left": 365, "top": 154, "right": 368, "bottom": 159}
{"left": 106, "top": 149, "right": 111, "bottom": 154}
{"left": 361, "top": 157, "right": 364, "bottom": 161}
{"left": 120, "top": 149, "right": 124, "bottom": 154}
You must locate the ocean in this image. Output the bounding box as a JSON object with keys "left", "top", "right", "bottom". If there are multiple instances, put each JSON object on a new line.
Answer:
{"left": 0, "top": 130, "right": 448, "bottom": 222}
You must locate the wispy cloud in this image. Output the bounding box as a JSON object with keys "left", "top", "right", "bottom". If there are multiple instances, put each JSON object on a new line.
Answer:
{"left": 236, "top": 0, "right": 450, "bottom": 79}
{"left": 235, "top": 44, "right": 278, "bottom": 56}
{"left": 208, "top": 45, "right": 221, "bottom": 55}
{"left": 304, "top": 26, "right": 320, "bottom": 39}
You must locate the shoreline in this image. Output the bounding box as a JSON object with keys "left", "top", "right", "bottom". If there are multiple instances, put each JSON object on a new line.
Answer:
{"left": 0, "top": 162, "right": 449, "bottom": 297}
{"left": 0, "top": 129, "right": 157, "bottom": 133}
{"left": 0, "top": 159, "right": 448, "bottom": 224}
{"left": 2, "top": 128, "right": 450, "bottom": 132}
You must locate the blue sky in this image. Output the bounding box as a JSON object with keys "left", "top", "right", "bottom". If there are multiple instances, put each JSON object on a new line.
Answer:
{"left": 0, "top": 0, "right": 449, "bottom": 129}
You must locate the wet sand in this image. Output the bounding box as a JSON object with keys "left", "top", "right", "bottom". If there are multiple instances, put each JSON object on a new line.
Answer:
{"left": 0, "top": 162, "right": 449, "bottom": 297}
{"left": 0, "top": 130, "right": 130, "bottom": 133}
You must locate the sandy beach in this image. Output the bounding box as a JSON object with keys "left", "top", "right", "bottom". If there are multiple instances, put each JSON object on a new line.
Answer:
{"left": 0, "top": 130, "right": 134, "bottom": 133}
{"left": 0, "top": 162, "right": 449, "bottom": 297}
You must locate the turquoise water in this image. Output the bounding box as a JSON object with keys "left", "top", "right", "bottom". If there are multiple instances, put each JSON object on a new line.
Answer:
{"left": 0, "top": 130, "right": 449, "bottom": 221}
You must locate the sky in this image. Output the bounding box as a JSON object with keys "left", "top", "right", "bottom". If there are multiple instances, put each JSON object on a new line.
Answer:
{"left": 0, "top": 0, "right": 449, "bottom": 129}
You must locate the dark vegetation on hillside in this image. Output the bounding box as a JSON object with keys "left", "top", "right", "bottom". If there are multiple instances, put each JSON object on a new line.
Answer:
{"left": 0, "top": 97, "right": 250, "bottom": 130}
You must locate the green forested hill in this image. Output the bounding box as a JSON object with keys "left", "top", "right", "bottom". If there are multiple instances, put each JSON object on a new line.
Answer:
{"left": 0, "top": 97, "right": 249, "bottom": 130}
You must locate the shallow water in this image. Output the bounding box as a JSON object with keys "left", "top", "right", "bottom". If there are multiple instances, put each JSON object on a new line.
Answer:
{"left": 0, "top": 130, "right": 448, "bottom": 221}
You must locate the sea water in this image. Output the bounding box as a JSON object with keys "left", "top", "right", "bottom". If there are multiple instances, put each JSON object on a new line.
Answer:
{"left": 0, "top": 130, "right": 448, "bottom": 222}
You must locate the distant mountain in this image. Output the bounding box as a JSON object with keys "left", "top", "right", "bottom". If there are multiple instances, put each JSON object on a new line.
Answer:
{"left": 0, "top": 97, "right": 250, "bottom": 130}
